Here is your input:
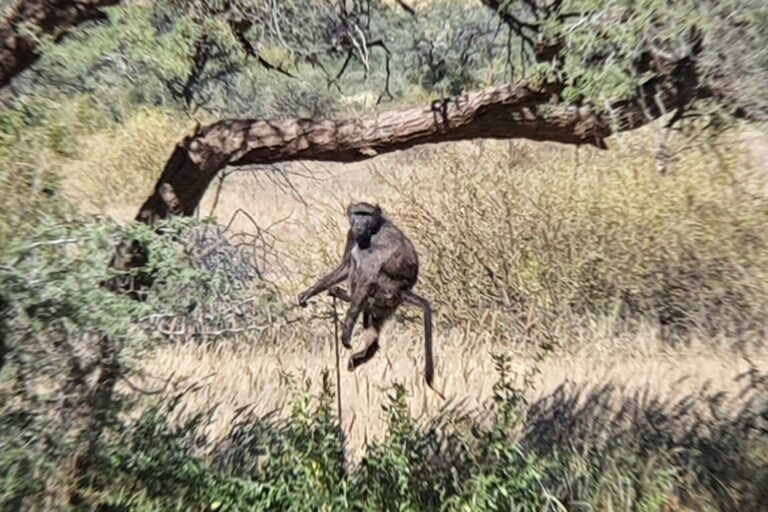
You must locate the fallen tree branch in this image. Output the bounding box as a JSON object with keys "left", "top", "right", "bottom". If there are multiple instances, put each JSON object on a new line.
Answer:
{"left": 135, "top": 57, "right": 699, "bottom": 225}
{"left": 136, "top": 81, "right": 565, "bottom": 223}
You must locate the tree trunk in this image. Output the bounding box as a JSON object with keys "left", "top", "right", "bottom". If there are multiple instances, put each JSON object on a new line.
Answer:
{"left": 0, "top": 0, "right": 119, "bottom": 88}
{"left": 136, "top": 58, "right": 699, "bottom": 225}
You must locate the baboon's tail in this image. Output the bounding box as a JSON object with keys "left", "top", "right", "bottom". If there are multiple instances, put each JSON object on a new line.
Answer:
{"left": 423, "top": 297, "right": 434, "bottom": 386}
{"left": 402, "top": 290, "right": 445, "bottom": 399}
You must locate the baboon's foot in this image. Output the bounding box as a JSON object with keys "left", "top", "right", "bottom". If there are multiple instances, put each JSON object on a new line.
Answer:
{"left": 340, "top": 321, "right": 355, "bottom": 349}
{"left": 347, "top": 341, "right": 380, "bottom": 372}
{"left": 328, "top": 286, "right": 351, "bottom": 302}
{"left": 341, "top": 330, "right": 353, "bottom": 349}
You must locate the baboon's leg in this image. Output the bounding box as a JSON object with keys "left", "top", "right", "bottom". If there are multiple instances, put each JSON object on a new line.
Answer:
{"left": 341, "top": 282, "right": 375, "bottom": 349}
{"left": 348, "top": 315, "right": 384, "bottom": 371}
{"left": 401, "top": 290, "right": 443, "bottom": 398}
{"left": 330, "top": 288, "right": 374, "bottom": 366}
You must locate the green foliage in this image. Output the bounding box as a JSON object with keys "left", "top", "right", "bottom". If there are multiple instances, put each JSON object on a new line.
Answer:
{"left": 88, "top": 402, "right": 238, "bottom": 510}
{"left": 248, "top": 372, "right": 349, "bottom": 511}
{"left": 445, "top": 354, "right": 555, "bottom": 512}
{"left": 0, "top": 408, "right": 59, "bottom": 512}
{"left": 483, "top": 0, "right": 768, "bottom": 121}
{"left": 0, "top": 214, "right": 281, "bottom": 510}
{"left": 1, "top": 213, "right": 280, "bottom": 390}
{"left": 5, "top": 0, "right": 767, "bottom": 125}
{"left": 37, "top": 2, "right": 246, "bottom": 111}
{"left": 0, "top": 99, "right": 87, "bottom": 246}
{"left": 11, "top": 0, "right": 521, "bottom": 118}
{"left": 6, "top": 352, "right": 759, "bottom": 511}
{"left": 395, "top": 1, "right": 509, "bottom": 95}
{"left": 352, "top": 382, "right": 460, "bottom": 510}
{"left": 22, "top": 0, "right": 352, "bottom": 117}
{"left": 2, "top": 216, "right": 258, "bottom": 340}
{"left": 83, "top": 372, "right": 348, "bottom": 511}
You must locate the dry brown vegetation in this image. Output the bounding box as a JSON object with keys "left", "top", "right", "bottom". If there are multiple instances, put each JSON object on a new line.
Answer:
{"left": 140, "top": 334, "right": 767, "bottom": 462}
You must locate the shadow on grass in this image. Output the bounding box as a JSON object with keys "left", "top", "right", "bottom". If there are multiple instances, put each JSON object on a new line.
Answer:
{"left": 523, "top": 361, "right": 768, "bottom": 511}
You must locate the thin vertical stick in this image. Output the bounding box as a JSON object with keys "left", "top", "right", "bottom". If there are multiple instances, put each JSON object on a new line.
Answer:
{"left": 332, "top": 296, "right": 343, "bottom": 428}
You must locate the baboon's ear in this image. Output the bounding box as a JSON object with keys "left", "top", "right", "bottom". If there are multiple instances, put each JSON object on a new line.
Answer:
{"left": 374, "top": 203, "right": 382, "bottom": 215}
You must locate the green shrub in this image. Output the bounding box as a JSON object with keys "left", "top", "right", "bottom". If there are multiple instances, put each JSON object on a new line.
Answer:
{"left": 0, "top": 214, "right": 282, "bottom": 509}
{"left": 351, "top": 382, "right": 463, "bottom": 510}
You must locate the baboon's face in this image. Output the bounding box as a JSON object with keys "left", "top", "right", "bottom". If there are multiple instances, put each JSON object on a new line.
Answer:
{"left": 347, "top": 203, "right": 382, "bottom": 240}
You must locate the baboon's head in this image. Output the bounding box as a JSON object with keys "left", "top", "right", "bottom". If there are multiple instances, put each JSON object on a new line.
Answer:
{"left": 347, "top": 202, "right": 383, "bottom": 243}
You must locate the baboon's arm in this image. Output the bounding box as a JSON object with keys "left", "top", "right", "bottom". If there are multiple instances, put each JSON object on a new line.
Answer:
{"left": 298, "top": 234, "right": 354, "bottom": 307}
{"left": 402, "top": 290, "right": 444, "bottom": 399}
{"left": 298, "top": 262, "right": 350, "bottom": 306}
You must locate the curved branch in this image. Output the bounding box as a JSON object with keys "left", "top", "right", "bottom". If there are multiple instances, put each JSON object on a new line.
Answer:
{"left": 481, "top": 0, "right": 540, "bottom": 33}
{"left": 134, "top": 58, "right": 701, "bottom": 226}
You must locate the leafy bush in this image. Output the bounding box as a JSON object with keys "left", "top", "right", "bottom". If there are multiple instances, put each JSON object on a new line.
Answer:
{"left": 0, "top": 214, "right": 282, "bottom": 510}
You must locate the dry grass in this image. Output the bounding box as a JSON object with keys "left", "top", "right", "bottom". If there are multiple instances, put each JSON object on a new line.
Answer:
{"left": 386, "top": 135, "right": 768, "bottom": 334}
{"left": 121, "top": 123, "right": 768, "bottom": 464}
{"left": 137, "top": 324, "right": 767, "bottom": 462}
{"left": 60, "top": 107, "right": 194, "bottom": 217}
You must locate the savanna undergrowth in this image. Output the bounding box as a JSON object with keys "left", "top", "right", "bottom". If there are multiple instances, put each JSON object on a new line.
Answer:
{"left": 6, "top": 353, "right": 763, "bottom": 511}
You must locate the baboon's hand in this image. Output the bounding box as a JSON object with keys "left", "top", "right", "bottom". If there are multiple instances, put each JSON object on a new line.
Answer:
{"left": 297, "top": 291, "right": 311, "bottom": 308}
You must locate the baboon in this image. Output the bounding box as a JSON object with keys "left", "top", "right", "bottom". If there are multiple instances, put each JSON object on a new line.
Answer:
{"left": 298, "top": 202, "right": 441, "bottom": 395}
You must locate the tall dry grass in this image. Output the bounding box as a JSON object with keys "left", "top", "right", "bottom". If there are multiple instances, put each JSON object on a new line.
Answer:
{"left": 137, "top": 327, "right": 767, "bottom": 462}
{"left": 59, "top": 107, "right": 195, "bottom": 216}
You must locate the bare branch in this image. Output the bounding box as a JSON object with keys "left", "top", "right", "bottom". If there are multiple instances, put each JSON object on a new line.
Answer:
{"left": 228, "top": 18, "right": 296, "bottom": 78}
{"left": 394, "top": 0, "right": 416, "bottom": 17}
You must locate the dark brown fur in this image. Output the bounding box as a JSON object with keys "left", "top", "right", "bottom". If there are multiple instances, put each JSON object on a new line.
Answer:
{"left": 299, "top": 202, "right": 441, "bottom": 396}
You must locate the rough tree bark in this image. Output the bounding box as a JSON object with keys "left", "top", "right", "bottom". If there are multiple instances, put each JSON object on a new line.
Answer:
{"left": 0, "top": 0, "right": 119, "bottom": 88}
{"left": 136, "top": 57, "right": 699, "bottom": 225}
